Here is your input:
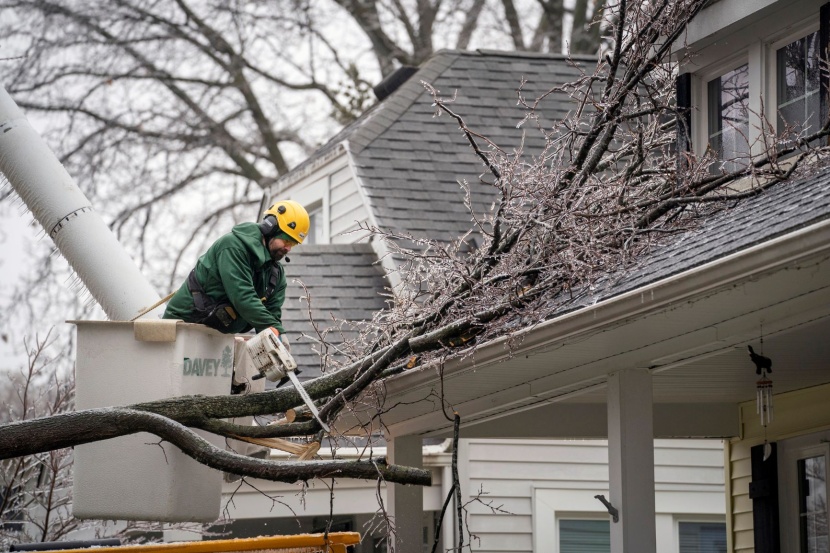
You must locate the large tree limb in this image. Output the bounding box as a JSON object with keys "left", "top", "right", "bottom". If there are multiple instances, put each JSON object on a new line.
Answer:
{"left": 0, "top": 408, "right": 430, "bottom": 486}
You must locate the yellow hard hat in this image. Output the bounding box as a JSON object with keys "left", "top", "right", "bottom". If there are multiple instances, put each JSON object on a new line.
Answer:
{"left": 261, "top": 200, "right": 310, "bottom": 244}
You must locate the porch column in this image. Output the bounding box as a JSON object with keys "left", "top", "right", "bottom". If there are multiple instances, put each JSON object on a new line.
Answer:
{"left": 387, "top": 435, "right": 423, "bottom": 553}
{"left": 607, "top": 369, "right": 656, "bottom": 553}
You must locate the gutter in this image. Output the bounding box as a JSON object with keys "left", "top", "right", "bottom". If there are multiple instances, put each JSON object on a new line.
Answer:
{"left": 266, "top": 439, "right": 452, "bottom": 463}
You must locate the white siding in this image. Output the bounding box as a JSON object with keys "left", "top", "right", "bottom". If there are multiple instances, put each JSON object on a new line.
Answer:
{"left": 275, "top": 152, "right": 369, "bottom": 245}
{"left": 329, "top": 164, "right": 369, "bottom": 242}
{"left": 462, "top": 438, "right": 725, "bottom": 553}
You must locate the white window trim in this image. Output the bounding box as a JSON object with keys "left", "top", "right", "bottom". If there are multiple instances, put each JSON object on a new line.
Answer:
{"left": 765, "top": 21, "right": 821, "bottom": 135}
{"left": 778, "top": 430, "right": 830, "bottom": 552}
{"left": 692, "top": 52, "right": 750, "bottom": 159}
{"left": 533, "top": 488, "right": 610, "bottom": 553}
{"left": 672, "top": 514, "right": 728, "bottom": 553}
{"left": 283, "top": 176, "right": 331, "bottom": 244}
{"left": 532, "top": 487, "right": 725, "bottom": 553}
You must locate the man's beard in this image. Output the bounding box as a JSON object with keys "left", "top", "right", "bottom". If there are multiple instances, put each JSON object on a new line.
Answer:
{"left": 269, "top": 247, "right": 288, "bottom": 262}
{"left": 270, "top": 250, "right": 285, "bottom": 262}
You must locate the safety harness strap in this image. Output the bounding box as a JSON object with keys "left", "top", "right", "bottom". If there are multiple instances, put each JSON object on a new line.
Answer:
{"left": 186, "top": 263, "right": 282, "bottom": 330}
{"left": 266, "top": 262, "right": 282, "bottom": 297}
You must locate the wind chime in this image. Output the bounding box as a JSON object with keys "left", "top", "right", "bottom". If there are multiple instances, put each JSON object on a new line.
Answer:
{"left": 748, "top": 343, "right": 773, "bottom": 425}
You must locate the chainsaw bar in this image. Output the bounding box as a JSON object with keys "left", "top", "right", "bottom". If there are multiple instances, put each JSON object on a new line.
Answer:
{"left": 286, "top": 370, "right": 330, "bottom": 433}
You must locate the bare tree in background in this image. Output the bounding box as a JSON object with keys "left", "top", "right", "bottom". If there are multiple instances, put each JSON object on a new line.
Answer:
{"left": 2, "top": 0, "right": 816, "bottom": 496}
{"left": 1, "top": 332, "right": 76, "bottom": 546}
{"left": 0, "top": 334, "right": 216, "bottom": 546}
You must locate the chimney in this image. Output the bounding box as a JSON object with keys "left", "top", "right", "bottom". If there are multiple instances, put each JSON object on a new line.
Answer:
{"left": 372, "top": 65, "right": 419, "bottom": 101}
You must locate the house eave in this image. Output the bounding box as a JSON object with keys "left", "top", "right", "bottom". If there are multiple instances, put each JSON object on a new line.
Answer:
{"left": 273, "top": 142, "right": 347, "bottom": 193}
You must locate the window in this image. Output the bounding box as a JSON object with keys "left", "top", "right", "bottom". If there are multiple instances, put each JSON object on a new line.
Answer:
{"left": 682, "top": 4, "right": 830, "bottom": 169}
{"left": 559, "top": 519, "right": 610, "bottom": 553}
{"left": 679, "top": 521, "right": 727, "bottom": 553}
{"left": 707, "top": 64, "right": 750, "bottom": 172}
{"left": 777, "top": 31, "right": 821, "bottom": 140}
{"left": 797, "top": 455, "right": 828, "bottom": 553}
{"left": 779, "top": 435, "right": 830, "bottom": 553}
{"left": 305, "top": 203, "right": 324, "bottom": 245}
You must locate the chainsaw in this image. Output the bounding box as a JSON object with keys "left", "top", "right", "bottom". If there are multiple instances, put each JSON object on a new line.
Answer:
{"left": 246, "top": 328, "right": 330, "bottom": 432}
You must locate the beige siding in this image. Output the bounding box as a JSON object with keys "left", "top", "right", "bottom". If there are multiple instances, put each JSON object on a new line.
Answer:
{"left": 726, "top": 383, "right": 830, "bottom": 553}
{"left": 463, "top": 438, "right": 725, "bottom": 553}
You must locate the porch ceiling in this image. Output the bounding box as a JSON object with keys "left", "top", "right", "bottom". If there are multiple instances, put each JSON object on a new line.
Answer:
{"left": 334, "top": 219, "right": 830, "bottom": 440}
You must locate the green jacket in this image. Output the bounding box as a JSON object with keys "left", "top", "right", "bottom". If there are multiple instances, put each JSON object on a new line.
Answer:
{"left": 164, "top": 223, "right": 286, "bottom": 334}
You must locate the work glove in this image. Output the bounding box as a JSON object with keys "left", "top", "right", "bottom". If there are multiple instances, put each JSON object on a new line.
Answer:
{"left": 267, "top": 326, "right": 290, "bottom": 352}
{"left": 269, "top": 330, "right": 298, "bottom": 388}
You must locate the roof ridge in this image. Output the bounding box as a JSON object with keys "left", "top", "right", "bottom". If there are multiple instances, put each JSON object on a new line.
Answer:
{"left": 432, "top": 48, "right": 599, "bottom": 62}
{"left": 473, "top": 48, "right": 599, "bottom": 62}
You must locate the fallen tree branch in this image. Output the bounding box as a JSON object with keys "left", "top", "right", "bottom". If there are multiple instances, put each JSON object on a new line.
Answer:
{"left": 0, "top": 408, "right": 431, "bottom": 486}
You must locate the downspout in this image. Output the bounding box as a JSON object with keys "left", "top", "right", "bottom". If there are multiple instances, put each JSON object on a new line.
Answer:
{"left": 0, "top": 87, "right": 160, "bottom": 320}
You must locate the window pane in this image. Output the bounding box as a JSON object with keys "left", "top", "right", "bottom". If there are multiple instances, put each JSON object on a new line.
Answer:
{"left": 679, "top": 522, "right": 727, "bottom": 553}
{"left": 798, "top": 455, "right": 829, "bottom": 553}
{"left": 559, "top": 519, "right": 610, "bottom": 553}
{"left": 707, "top": 64, "right": 749, "bottom": 172}
{"left": 777, "top": 31, "right": 821, "bottom": 136}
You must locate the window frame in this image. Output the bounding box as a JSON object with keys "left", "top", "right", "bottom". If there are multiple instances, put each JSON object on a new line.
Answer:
{"left": 278, "top": 175, "right": 331, "bottom": 245}
{"left": 692, "top": 53, "right": 750, "bottom": 160}
{"left": 690, "top": 13, "right": 823, "bottom": 162}
{"left": 557, "top": 516, "right": 611, "bottom": 553}
{"left": 532, "top": 486, "right": 726, "bottom": 553}
{"left": 778, "top": 435, "right": 830, "bottom": 553}
{"left": 304, "top": 200, "right": 325, "bottom": 245}
{"left": 674, "top": 516, "right": 728, "bottom": 553}
{"left": 766, "top": 22, "right": 822, "bottom": 136}
{"left": 704, "top": 61, "right": 752, "bottom": 172}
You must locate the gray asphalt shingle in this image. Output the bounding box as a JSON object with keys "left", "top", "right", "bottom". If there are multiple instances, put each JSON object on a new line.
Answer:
{"left": 553, "top": 167, "right": 830, "bottom": 315}
{"left": 277, "top": 50, "right": 593, "bottom": 243}
{"left": 279, "top": 244, "right": 389, "bottom": 380}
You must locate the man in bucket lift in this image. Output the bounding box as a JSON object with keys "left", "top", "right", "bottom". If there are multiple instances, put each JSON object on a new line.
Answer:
{"left": 164, "top": 200, "right": 310, "bottom": 466}
{"left": 164, "top": 200, "right": 309, "bottom": 393}
{"left": 164, "top": 199, "right": 309, "bottom": 337}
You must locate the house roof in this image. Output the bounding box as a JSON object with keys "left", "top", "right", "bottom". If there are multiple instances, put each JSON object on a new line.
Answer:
{"left": 279, "top": 244, "right": 389, "bottom": 381}
{"left": 553, "top": 166, "right": 830, "bottom": 316}
{"left": 275, "top": 50, "right": 594, "bottom": 383}
{"left": 277, "top": 50, "right": 594, "bottom": 240}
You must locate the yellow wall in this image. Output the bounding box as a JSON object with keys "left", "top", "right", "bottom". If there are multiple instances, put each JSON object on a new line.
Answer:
{"left": 727, "top": 383, "right": 830, "bottom": 553}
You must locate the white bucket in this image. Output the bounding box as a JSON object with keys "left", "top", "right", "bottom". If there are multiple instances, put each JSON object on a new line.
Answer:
{"left": 72, "top": 320, "right": 234, "bottom": 522}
